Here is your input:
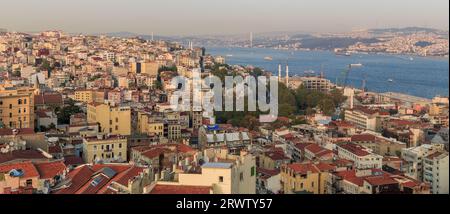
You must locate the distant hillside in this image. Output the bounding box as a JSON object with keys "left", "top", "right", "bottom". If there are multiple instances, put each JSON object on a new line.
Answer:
{"left": 369, "top": 27, "right": 448, "bottom": 35}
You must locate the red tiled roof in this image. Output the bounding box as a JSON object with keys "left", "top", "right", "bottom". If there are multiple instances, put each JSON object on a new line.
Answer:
{"left": 287, "top": 163, "right": 319, "bottom": 174}
{"left": 64, "top": 155, "right": 85, "bottom": 166}
{"left": 346, "top": 176, "right": 364, "bottom": 186}
{"left": 257, "top": 167, "right": 280, "bottom": 177}
{"left": 339, "top": 143, "right": 371, "bottom": 157}
{"left": 351, "top": 134, "right": 376, "bottom": 142}
{"left": 48, "top": 145, "right": 63, "bottom": 154}
{"left": 0, "top": 150, "right": 47, "bottom": 164}
{"left": 315, "top": 162, "right": 336, "bottom": 171}
{"left": 142, "top": 148, "right": 172, "bottom": 159}
{"left": 365, "top": 176, "right": 398, "bottom": 186}
{"left": 34, "top": 161, "right": 66, "bottom": 179}
{"left": 34, "top": 93, "right": 63, "bottom": 105}
{"left": 0, "top": 161, "right": 40, "bottom": 178}
{"left": 304, "top": 144, "right": 333, "bottom": 158}
{"left": 294, "top": 143, "right": 313, "bottom": 152}
{"left": 149, "top": 184, "right": 212, "bottom": 194}
{"left": 113, "top": 166, "right": 146, "bottom": 187}
{"left": 55, "top": 165, "right": 94, "bottom": 194}
{"left": 264, "top": 150, "right": 289, "bottom": 161}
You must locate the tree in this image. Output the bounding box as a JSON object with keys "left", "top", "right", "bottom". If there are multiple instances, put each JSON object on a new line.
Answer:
{"left": 57, "top": 99, "right": 82, "bottom": 124}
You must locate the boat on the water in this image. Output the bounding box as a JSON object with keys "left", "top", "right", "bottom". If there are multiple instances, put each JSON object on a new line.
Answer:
{"left": 387, "top": 78, "right": 394, "bottom": 82}
{"left": 264, "top": 56, "right": 273, "bottom": 61}
{"left": 226, "top": 54, "right": 233, "bottom": 57}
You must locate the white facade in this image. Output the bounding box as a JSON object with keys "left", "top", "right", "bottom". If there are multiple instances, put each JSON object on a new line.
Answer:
{"left": 336, "top": 143, "right": 383, "bottom": 169}
{"left": 402, "top": 144, "right": 445, "bottom": 181}
{"left": 423, "top": 152, "right": 449, "bottom": 194}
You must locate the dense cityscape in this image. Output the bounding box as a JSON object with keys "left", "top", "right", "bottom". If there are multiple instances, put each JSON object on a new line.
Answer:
{"left": 0, "top": 29, "right": 448, "bottom": 195}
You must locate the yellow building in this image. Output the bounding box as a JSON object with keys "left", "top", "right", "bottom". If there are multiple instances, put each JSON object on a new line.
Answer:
{"left": 0, "top": 86, "right": 35, "bottom": 129}
{"left": 87, "top": 103, "right": 131, "bottom": 136}
{"left": 137, "top": 111, "right": 164, "bottom": 137}
{"left": 74, "top": 89, "right": 107, "bottom": 103}
{"left": 82, "top": 134, "right": 128, "bottom": 163}
{"left": 281, "top": 163, "right": 334, "bottom": 194}
{"left": 74, "top": 89, "right": 94, "bottom": 103}
{"left": 131, "top": 62, "right": 159, "bottom": 76}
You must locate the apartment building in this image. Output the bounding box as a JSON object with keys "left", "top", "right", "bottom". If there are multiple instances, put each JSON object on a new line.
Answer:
{"left": 0, "top": 86, "right": 35, "bottom": 129}
{"left": 336, "top": 143, "right": 383, "bottom": 169}
{"left": 87, "top": 103, "right": 131, "bottom": 136}
{"left": 401, "top": 144, "right": 445, "bottom": 181}
{"left": 423, "top": 151, "right": 448, "bottom": 194}
{"left": 281, "top": 162, "right": 335, "bottom": 194}
{"left": 82, "top": 134, "right": 127, "bottom": 163}
{"left": 146, "top": 149, "right": 256, "bottom": 194}
{"left": 344, "top": 106, "right": 384, "bottom": 131}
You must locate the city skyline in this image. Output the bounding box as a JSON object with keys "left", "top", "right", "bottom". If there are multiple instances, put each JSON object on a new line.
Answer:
{"left": 0, "top": 0, "right": 448, "bottom": 36}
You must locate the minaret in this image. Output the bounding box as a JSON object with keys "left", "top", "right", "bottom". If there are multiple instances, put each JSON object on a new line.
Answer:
{"left": 285, "top": 63, "right": 289, "bottom": 86}
{"left": 250, "top": 32, "right": 253, "bottom": 48}
{"left": 278, "top": 63, "right": 282, "bottom": 82}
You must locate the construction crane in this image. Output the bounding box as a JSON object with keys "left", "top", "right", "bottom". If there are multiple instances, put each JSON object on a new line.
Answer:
{"left": 338, "top": 63, "right": 363, "bottom": 89}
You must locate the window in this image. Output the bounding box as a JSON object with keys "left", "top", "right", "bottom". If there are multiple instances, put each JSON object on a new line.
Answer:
{"left": 9, "top": 104, "right": 12, "bottom": 109}
{"left": 9, "top": 113, "right": 12, "bottom": 118}
{"left": 18, "top": 99, "right": 22, "bottom": 105}
{"left": 18, "top": 109, "right": 21, "bottom": 113}
{"left": 115, "top": 118, "right": 118, "bottom": 123}
{"left": 240, "top": 172, "right": 244, "bottom": 181}
{"left": 311, "top": 182, "right": 314, "bottom": 187}
{"left": 115, "top": 125, "right": 118, "bottom": 130}
{"left": 24, "top": 99, "right": 27, "bottom": 104}
{"left": 219, "top": 176, "right": 224, "bottom": 183}
{"left": 23, "top": 108, "right": 26, "bottom": 113}
{"left": 119, "top": 143, "right": 122, "bottom": 148}
{"left": 26, "top": 179, "right": 32, "bottom": 187}
{"left": 251, "top": 166, "right": 255, "bottom": 176}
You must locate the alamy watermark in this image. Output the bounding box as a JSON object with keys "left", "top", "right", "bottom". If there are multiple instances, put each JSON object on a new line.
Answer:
{"left": 170, "top": 69, "right": 279, "bottom": 122}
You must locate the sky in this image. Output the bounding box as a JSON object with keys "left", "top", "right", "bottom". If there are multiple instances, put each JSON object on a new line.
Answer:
{"left": 0, "top": 0, "right": 448, "bottom": 36}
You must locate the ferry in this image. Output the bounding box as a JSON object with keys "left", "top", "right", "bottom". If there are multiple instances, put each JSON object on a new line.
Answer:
{"left": 264, "top": 56, "right": 273, "bottom": 61}
{"left": 387, "top": 78, "right": 394, "bottom": 82}
{"left": 226, "top": 54, "right": 233, "bottom": 57}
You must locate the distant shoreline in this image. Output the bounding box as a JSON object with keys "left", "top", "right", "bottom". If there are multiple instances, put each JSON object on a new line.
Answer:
{"left": 209, "top": 46, "right": 449, "bottom": 61}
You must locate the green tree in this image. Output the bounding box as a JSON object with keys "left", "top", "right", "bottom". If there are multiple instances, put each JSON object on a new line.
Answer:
{"left": 57, "top": 99, "right": 82, "bottom": 124}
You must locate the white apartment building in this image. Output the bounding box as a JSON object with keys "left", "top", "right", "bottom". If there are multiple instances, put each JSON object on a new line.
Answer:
{"left": 344, "top": 107, "right": 380, "bottom": 131}
{"left": 336, "top": 143, "right": 383, "bottom": 169}
{"left": 147, "top": 149, "right": 256, "bottom": 194}
{"left": 423, "top": 151, "right": 448, "bottom": 194}
{"left": 401, "top": 144, "right": 445, "bottom": 181}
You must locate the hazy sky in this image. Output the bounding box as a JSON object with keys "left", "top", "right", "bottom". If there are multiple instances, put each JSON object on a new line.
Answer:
{"left": 0, "top": 0, "right": 448, "bottom": 35}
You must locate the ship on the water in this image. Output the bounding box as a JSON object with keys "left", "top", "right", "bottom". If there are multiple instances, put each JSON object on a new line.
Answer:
{"left": 264, "top": 56, "right": 273, "bottom": 61}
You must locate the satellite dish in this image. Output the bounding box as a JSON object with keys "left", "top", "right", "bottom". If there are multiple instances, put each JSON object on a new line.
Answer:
{"left": 9, "top": 142, "right": 14, "bottom": 146}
